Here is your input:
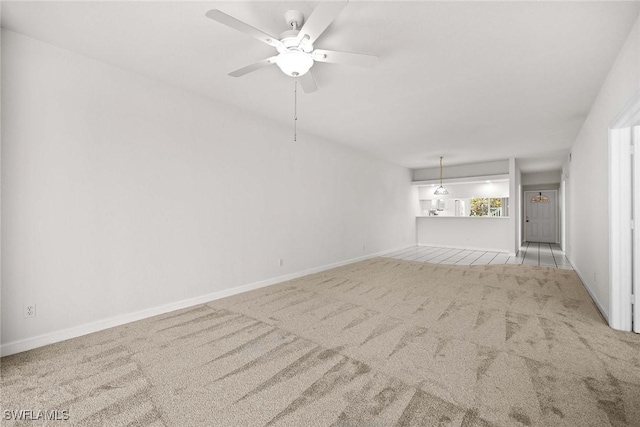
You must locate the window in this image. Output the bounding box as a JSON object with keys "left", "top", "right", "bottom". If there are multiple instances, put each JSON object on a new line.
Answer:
{"left": 470, "top": 197, "right": 504, "bottom": 216}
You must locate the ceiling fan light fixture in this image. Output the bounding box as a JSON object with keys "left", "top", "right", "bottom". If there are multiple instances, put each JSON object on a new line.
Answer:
{"left": 206, "top": 4, "right": 379, "bottom": 88}
{"left": 275, "top": 50, "right": 314, "bottom": 76}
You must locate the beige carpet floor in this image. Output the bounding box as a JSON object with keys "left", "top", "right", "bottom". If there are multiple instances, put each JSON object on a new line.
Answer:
{"left": 2, "top": 258, "right": 640, "bottom": 426}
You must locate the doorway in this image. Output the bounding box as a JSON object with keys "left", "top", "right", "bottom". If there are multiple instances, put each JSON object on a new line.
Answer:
{"left": 609, "top": 91, "right": 640, "bottom": 333}
{"left": 633, "top": 126, "right": 639, "bottom": 333}
{"left": 524, "top": 190, "right": 558, "bottom": 243}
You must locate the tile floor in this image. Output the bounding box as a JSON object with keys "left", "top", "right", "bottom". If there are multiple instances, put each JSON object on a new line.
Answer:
{"left": 384, "top": 242, "right": 573, "bottom": 270}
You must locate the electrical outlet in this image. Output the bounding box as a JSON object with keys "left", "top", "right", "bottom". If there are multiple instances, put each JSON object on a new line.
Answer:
{"left": 24, "top": 304, "right": 36, "bottom": 318}
{"left": 279, "top": 259, "right": 284, "bottom": 267}
{"left": 362, "top": 245, "right": 366, "bottom": 251}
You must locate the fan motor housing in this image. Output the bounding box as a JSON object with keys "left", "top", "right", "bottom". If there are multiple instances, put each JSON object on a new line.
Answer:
{"left": 278, "top": 30, "right": 313, "bottom": 53}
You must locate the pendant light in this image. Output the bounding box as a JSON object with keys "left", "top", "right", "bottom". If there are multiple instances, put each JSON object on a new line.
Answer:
{"left": 434, "top": 156, "right": 449, "bottom": 195}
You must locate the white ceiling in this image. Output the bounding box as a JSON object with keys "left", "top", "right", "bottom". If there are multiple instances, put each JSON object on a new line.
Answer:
{"left": 2, "top": 1, "right": 639, "bottom": 171}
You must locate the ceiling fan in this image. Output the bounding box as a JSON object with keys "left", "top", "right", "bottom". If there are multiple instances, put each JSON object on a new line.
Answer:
{"left": 205, "top": 1, "right": 378, "bottom": 93}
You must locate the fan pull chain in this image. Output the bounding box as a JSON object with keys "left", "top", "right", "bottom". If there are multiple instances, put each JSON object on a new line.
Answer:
{"left": 293, "top": 78, "right": 298, "bottom": 142}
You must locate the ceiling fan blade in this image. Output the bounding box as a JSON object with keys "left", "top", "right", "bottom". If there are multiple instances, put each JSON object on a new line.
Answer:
{"left": 298, "top": 71, "right": 318, "bottom": 94}
{"left": 206, "top": 10, "right": 283, "bottom": 49}
{"left": 313, "top": 49, "right": 378, "bottom": 68}
{"left": 296, "top": 1, "right": 348, "bottom": 45}
{"left": 228, "top": 57, "right": 277, "bottom": 77}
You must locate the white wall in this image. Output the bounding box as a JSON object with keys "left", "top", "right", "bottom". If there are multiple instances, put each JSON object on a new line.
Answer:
{"left": 565, "top": 16, "right": 640, "bottom": 321}
{"left": 0, "top": 30, "right": 415, "bottom": 352}
{"left": 413, "top": 160, "right": 509, "bottom": 181}
{"left": 521, "top": 170, "right": 561, "bottom": 186}
{"left": 416, "top": 217, "right": 511, "bottom": 253}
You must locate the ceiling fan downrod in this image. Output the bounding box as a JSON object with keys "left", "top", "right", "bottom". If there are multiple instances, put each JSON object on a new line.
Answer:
{"left": 293, "top": 78, "right": 298, "bottom": 142}
{"left": 284, "top": 10, "right": 304, "bottom": 30}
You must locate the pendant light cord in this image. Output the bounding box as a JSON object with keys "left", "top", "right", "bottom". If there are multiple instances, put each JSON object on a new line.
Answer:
{"left": 439, "top": 156, "right": 444, "bottom": 185}
{"left": 293, "top": 78, "right": 298, "bottom": 142}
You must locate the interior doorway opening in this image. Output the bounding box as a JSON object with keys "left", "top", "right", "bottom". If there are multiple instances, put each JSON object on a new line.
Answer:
{"left": 609, "top": 91, "right": 640, "bottom": 333}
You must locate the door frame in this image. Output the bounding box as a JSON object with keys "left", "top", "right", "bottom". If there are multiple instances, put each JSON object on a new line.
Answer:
{"left": 524, "top": 190, "right": 558, "bottom": 244}
{"left": 561, "top": 179, "right": 567, "bottom": 252}
{"left": 609, "top": 90, "right": 640, "bottom": 332}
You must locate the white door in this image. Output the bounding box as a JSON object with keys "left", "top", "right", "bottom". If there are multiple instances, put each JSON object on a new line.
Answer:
{"left": 525, "top": 190, "right": 557, "bottom": 243}
{"left": 633, "top": 126, "right": 640, "bottom": 333}
{"left": 608, "top": 93, "right": 639, "bottom": 333}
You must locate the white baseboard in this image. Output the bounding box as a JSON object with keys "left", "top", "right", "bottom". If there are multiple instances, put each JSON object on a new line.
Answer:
{"left": 571, "top": 262, "right": 610, "bottom": 323}
{"left": 0, "top": 245, "right": 414, "bottom": 357}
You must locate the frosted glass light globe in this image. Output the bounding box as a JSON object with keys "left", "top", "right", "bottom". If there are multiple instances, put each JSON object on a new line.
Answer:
{"left": 275, "top": 50, "right": 314, "bottom": 76}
